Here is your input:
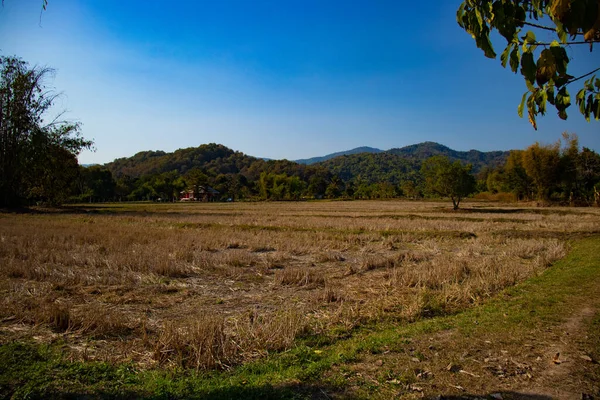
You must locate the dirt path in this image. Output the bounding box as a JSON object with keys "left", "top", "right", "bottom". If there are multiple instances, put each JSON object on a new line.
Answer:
{"left": 323, "top": 254, "right": 600, "bottom": 400}
{"left": 330, "top": 303, "right": 600, "bottom": 399}
{"left": 518, "top": 306, "right": 598, "bottom": 399}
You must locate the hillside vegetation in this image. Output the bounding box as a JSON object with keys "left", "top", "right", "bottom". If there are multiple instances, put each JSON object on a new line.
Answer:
{"left": 295, "top": 146, "right": 383, "bottom": 165}
{"left": 106, "top": 142, "right": 507, "bottom": 179}
{"left": 387, "top": 141, "right": 508, "bottom": 173}
{"left": 89, "top": 142, "right": 512, "bottom": 203}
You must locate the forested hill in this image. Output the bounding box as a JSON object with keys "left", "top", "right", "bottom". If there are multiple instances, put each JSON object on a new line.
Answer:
{"left": 86, "top": 140, "right": 586, "bottom": 203}
{"left": 294, "top": 142, "right": 508, "bottom": 171}
{"left": 106, "top": 142, "right": 509, "bottom": 180}
{"left": 386, "top": 142, "right": 509, "bottom": 173}
{"left": 106, "top": 144, "right": 259, "bottom": 178}
{"left": 295, "top": 146, "right": 382, "bottom": 165}
{"left": 318, "top": 153, "right": 421, "bottom": 185}
{"left": 303, "top": 142, "right": 509, "bottom": 183}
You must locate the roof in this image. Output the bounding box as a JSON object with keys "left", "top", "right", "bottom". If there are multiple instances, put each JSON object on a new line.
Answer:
{"left": 180, "top": 185, "right": 219, "bottom": 195}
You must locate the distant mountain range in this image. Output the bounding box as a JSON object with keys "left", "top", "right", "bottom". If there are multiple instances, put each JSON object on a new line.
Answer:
{"left": 104, "top": 141, "right": 510, "bottom": 180}
{"left": 294, "top": 141, "right": 508, "bottom": 172}
{"left": 295, "top": 146, "right": 383, "bottom": 164}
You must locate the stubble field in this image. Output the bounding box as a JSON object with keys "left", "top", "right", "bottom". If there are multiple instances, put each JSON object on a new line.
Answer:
{"left": 1, "top": 200, "right": 599, "bottom": 372}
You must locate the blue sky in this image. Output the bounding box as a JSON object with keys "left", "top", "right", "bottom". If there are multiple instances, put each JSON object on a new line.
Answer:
{"left": 1, "top": 0, "right": 598, "bottom": 164}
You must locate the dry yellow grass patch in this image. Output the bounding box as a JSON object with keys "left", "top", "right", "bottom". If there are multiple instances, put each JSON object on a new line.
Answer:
{"left": 1, "top": 200, "right": 598, "bottom": 369}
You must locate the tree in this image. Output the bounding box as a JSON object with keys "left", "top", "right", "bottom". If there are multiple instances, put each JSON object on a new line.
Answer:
{"left": 457, "top": 0, "right": 600, "bottom": 129}
{"left": 286, "top": 175, "right": 305, "bottom": 200}
{"left": 401, "top": 180, "right": 421, "bottom": 199}
{"left": 421, "top": 156, "right": 477, "bottom": 210}
{"left": 578, "top": 147, "right": 600, "bottom": 205}
{"left": 521, "top": 141, "right": 561, "bottom": 201}
{"left": 75, "top": 165, "right": 116, "bottom": 203}
{"left": 503, "top": 150, "right": 533, "bottom": 200}
{"left": 28, "top": 144, "right": 80, "bottom": 205}
{"left": 0, "top": 56, "right": 93, "bottom": 206}
{"left": 325, "top": 177, "right": 343, "bottom": 199}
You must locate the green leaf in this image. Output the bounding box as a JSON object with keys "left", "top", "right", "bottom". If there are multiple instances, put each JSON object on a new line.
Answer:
{"left": 500, "top": 44, "right": 512, "bottom": 68}
{"left": 522, "top": 31, "right": 536, "bottom": 43}
{"left": 537, "top": 89, "right": 548, "bottom": 115}
{"left": 556, "top": 87, "right": 571, "bottom": 113}
{"left": 555, "top": 20, "right": 568, "bottom": 44}
{"left": 536, "top": 49, "right": 556, "bottom": 86}
{"left": 585, "top": 94, "right": 594, "bottom": 122}
{"left": 518, "top": 91, "right": 528, "bottom": 118}
{"left": 585, "top": 76, "right": 596, "bottom": 91}
{"left": 549, "top": 45, "right": 568, "bottom": 76}
{"left": 554, "top": 74, "right": 573, "bottom": 87}
{"left": 577, "top": 89, "right": 587, "bottom": 115}
{"left": 521, "top": 31, "right": 538, "bottom": 53}
{"left": 457, "top": 6, "right": 466, "bottom": 26}
{"left": 558, "top": 109, "right": 568, "bottom": 120}
{"left": 509, "top": 46, "right": 520, "bottom": 73}
{"left": 520, "top": 52, "right": 536, "bottom": 86}
{"left": 515, "top": 6, "right": 526, "bottom": 25}
{"left": 476, "top": 31, "right": 496, "bottom": 59}
{"left": 547, "top": 85, "right": 555, "bottom": 105}
{"left": 475, "top": 8, "right": 483, "bottom": 30}
{"left": 560, "top": 88, "right": 570, "bottom": 106}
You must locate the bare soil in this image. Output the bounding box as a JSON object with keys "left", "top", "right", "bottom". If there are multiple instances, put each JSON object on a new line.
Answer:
{"left": 325, "top": 290, "right": 600, "bottom": 399}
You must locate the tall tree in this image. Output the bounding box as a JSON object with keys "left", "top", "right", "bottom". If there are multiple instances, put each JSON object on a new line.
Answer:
{"left": 421, "top": 156, "right": 477, "bottom": 210}
{"left": 0, "top": 56, "right": 93, "bottom": 206}
{"left": 457, "top": 0, "right": 599, "bottom": 129}
{"left": 521, "top": 141, "right": 561, "bottom": 201}
{"left": 504, "top": 150, "right": 534, "bottom": 200}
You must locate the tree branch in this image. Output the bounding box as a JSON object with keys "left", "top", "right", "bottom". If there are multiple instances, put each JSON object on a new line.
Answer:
{"left": 520, "top": 21, "right": 585, "bottom": 36}
{"left": 519, "top": 39, "right": 600, "bottom": 46}
{"left": 565, "top": 66, "right": 600, "bottom": 86}
{"left": 522, "top": 21, "right": 557, "bottom": 32}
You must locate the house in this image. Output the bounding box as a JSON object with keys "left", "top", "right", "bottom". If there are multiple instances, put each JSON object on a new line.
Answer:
{"left": 179, "top": 185, "right": 220, "bottom": 202}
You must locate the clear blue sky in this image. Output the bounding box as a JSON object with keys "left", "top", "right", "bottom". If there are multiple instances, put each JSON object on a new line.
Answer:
{"left": 1, "top": 0, "right": 598, "bottom": 164}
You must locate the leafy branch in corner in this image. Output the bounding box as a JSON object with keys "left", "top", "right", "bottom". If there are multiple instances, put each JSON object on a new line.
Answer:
{"left": 457, "top": 0, "right": 600, "bottom": 129}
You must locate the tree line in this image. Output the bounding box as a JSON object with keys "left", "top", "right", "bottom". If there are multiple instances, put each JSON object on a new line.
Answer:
{"left": 67, "top": 134, "right": 600, "bottom": 209}
{"left": 479, "top": 133, "right": 600, "bottom": 206}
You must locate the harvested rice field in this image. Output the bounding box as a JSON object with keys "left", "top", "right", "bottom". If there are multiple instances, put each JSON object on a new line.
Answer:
{"left": 1, "top": 200, "right": 599, "bottom": 372}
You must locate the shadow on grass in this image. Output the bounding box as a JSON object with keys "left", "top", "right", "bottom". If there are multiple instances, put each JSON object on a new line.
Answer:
{"left": 5, "top": 382, "right": 357, "bottom": 400}
{"left": 0, "top": 205, "right": 241, "bottom": 218}
{"left": 431, "top": 393, "right": 553, "bottom": 400}
{"left": 453, "top": 207, "right": 595, "bottom": 216}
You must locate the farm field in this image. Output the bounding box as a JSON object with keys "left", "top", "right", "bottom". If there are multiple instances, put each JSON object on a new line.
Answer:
{"left": 1, "top": 200, "right": 600, "bottom": 398}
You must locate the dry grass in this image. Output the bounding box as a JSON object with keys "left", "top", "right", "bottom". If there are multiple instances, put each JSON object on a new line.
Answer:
{"left": 1, "top": 200, "right": 598, "bottom": 369}
{"left": 152, "top": 315, "right": 234, "bottom": 370}
{"left": 275, "top": 266, "right": 326, "bottom": 287}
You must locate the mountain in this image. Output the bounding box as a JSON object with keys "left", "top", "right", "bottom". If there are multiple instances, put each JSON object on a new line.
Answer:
{"left": 318, "top": 152, "right": 421, "bottom": 185}
{"left": 313, "top": 142, "right": 509, "bottom": 179}
{"left": 293, "top": 142, "right": 508, "bottom": 172}
{"left": 385, "top": 141, "right": 509, "bottom": 173}
{"left": 295, "top": 146, "right": 383, "bottom": 165}
{"left": 105, "top": 144, "right": 259, "bottom": 178}
{"left": 104, "top": 142, "right": 510, "bottom": 182}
